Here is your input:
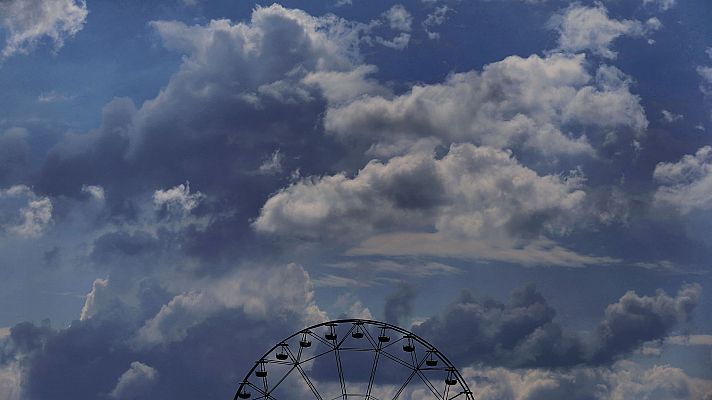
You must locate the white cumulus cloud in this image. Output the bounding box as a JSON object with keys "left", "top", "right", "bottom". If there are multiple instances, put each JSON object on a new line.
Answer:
{"left": 0, "top": 185, "right": 52, "bottom": 238}
{"left": 109, "top": 362, "right": 158, "bottom": 399}
{"left": 654, "top": 146, "right": 712, "bottom": 214}
{"left": 253, "top": 143, "right": 610, "bottom": 266}
{"left": 324, "top": 53, "right": 647, "bottom": 157}
{"left": 550, "top": 3, "right": 661, "bottom": 59}
{"left": 0, "top": 0, "right": 88, "bottom": 59}
{"left": 153, "top": 182, "right": 204, "bottom": 214}
{"left": 382, "top": 5, "right": 412, "bottom": 32}
{"left": 133, "top": 263, "right": 326, "bottom": 348}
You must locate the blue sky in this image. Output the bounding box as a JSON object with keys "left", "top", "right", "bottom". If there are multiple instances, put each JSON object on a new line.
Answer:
{"left": 1, "top": 0, "right": 712, "bottom": 399}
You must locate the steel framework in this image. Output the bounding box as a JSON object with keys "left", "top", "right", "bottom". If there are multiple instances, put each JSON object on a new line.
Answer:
{"left": 233, "top": 319, "right": 475, "bottom": 400}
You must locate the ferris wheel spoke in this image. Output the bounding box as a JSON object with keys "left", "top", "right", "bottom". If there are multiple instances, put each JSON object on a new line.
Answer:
{"left": 284, "top": 346, "right": 324, "bottom": 400}
{"left": 364, "top": 337, "right": 382, "bottom": 400}
{"left": 333, "top": 341, "right": 347, "bottom": 400}
{"left": 266, "top": 364, "right": 298, "bottom": 395}
{"left": 410, "top": 347, "right": 421, "bottom": 370}
{"left": 331, "top": 323, "right": 358, "bottom": 400}
{"left": 262, "top": 360, "right": 293, "bottom": 366}
{"left": 378, "top": 336, "right": 405, "bottom": 352}
{"left": 244, "top": 381, "right": 268, "bottom": 397}
{"left": 391, "top": 349, "right": 428, "bottom": 400}
{"left": 335, "top": 323, "right": 358, "bottom": 350}
{"left": 361, "top": 325, "right": 381, "bottom": 352}
{"left": 262, "top": 374, "right": 269, "bottom": 397}
{"left": 414, "top": 370, "right": 444, "bottom": 400}
{"left": 249, "top": 390, "right": 281, "bottom": 400}
{"left": 410, "top": 349, "right": 444, "bottom": 400}
{"left": 447, "top": 391, "right": 469, "bottom": 400}
{"left": 442, "top": 377, "right": 451, "bottom": 400}
{"left": 299, "top": 347, "right": 337, "bottom": 365}
{"left": 306, "top": 330, "right": 336, "bottom": 348}
{"left": 377, "top": 347, "right": 417, "bottom": 370}
{"left": 391, "top": 369, "right": 417, "bottom": 400}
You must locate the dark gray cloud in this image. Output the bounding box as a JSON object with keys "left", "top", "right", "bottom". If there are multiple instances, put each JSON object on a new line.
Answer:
{"left": 383, "top": 283, "right": 417, "bottom": 324}
{"left": 0, "top": 273, "right": 705, "bottom": 399}
{"left": 91, "top": 231, "right": 160, "bottom": 263}
{"left": 36, "top": 5, "right": 369, "bottom": 201}
{"left": 591, "top": 283, "right": 702, "bottom": 364}
{"left": 0, "top": 264, "right": 323, "bottom": 400}
{"left": 415, "top": 284, "right": 585, "bottom": 368}
{"left": 27, "top": 5, "right": 383, "bottom": 273}
{"left": 414, "top": 283, "right": 702, "bottom": 369}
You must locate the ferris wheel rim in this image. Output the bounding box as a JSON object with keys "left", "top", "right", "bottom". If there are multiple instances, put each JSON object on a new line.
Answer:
{"left": 234, "top": 318, "right": 474, "bottom": 400}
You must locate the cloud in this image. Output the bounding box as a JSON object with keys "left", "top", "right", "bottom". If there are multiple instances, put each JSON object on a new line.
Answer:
{"left": 334, "top": 293, "right": 373, "bottom": 320}
{"left": 643, "top": 0, "right": 677, "bottom": 11}
{"left": 153, "top": 182, "right": 204, "bottom": 215}
{"left": 0, "top": 185, "right": 52, "bottom": 238}
{"left": 373, "top": 32, "right": 411, "bottom": 50}
{"left": 324, "top": 53, "right": 647, "bottom": 157}
{"left": 0, "top": 0, "right": 88, "bottom": 59}
{"left": 422, "top": 5, "right": 452, "bottom": 39}
{"left": 302, "top": 65, "right": 388, "bottom": 104}
{"left": 383, "top": 283, "right": 417, "bottom": 324}
{"left": 323, "top": 258, "right": 460, "bottom": 286}
{"left": 255, "top": 144, "right": 585, "bottom": 239}
{"left": 463, "top": 361, "right": 712, "bottom": 400}
{"left": 109, "top": 362, "right": 158, "bottom": 400}
{"left": 662, "top": 109, "right": 684, "bottom": 123}
{"left": 37, "top": 90, "right": 75, "bottom": 103}
{"left": 591, "top": 283, "right": 701, "bottom": 363}
{"left": 653, "top": 146, "right": 712, "bottom": 214}
{"left": 0, "top": 263, "right": 326, "bottom": 400}
{"left": 254, "top": 143, "right": 609, "bottom": 266}
{"left": 133, "top": 263, "right": 325, "bottom": 348}
{"left": 349, "top": 234, "right": 618, "bottom": 267}
{"left": 549, "top": 3, "right": 660, "bottom": 59}
{"left": 80, "top": 278, "right": 111, "bottom": 321}
{"left": 0, "top": 359, "right": 23, "bottom": 400}
{"left": 81, "top": 184, "right": 105, "bottom": 202}
{"left": 382, "top": 5, "right": 412, "bottom": 32}
{"left": 413, "top": 283, "right": 701, "bottom": 368}
{"left": 698, "top": 50, "right": 712, "bottom": 118}
{"left": 414, "top": 284, "right": 585, "bottom": 368}
{"left": 665, "top": 334, "right": 712, "bottom": 346}
{"left": 34, "top": 5, "right": 377, "bottom": 266}
{"left": 257, "top": 149, "right": 284, "bottom": 175}
{"left": 700, "top": 66, "right": 712, "bottom": 90}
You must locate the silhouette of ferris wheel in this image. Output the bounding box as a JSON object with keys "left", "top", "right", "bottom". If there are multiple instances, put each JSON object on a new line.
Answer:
{"left": 233, "top": 319, "right": 475, "bottom": 400}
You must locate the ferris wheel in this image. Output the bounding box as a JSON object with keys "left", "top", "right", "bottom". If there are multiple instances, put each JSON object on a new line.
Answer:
{"left": 233, "top": 319, "right": 475, "bottom": 400}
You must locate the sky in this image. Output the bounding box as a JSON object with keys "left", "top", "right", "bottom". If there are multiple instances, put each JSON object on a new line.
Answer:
{"left": 0, "top": 0, "right": 711, "bottom": 399}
